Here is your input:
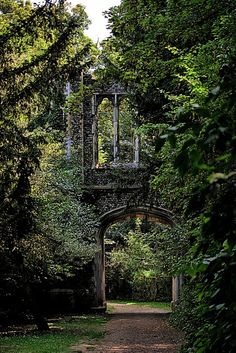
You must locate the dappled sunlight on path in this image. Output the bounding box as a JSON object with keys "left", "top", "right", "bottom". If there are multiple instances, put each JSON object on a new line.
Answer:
{"left": 98, "top": 343, "right": 178, "bottom": 352}
{"left": 94, "top": 303, "right": 183, "bottom": 353}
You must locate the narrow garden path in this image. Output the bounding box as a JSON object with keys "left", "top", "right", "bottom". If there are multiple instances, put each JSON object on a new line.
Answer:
{"left": 73, "top": 303, "right": 183, "bottom": 353}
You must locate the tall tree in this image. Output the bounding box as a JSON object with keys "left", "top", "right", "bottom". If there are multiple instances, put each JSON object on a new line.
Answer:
{"left": 0, "top": 0, "right": 96, "bottom": 329}
{"left": 101, "top": 1, "right": 236, "bottom": 351}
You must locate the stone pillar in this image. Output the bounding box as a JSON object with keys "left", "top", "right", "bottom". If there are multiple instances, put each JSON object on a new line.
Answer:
{"left": 66, "top": 113, "right": 72, "bottom": 160}
{"left": 92, "top": 95, "right": 98, "bottom": 168}
{"left": 113, "top": 93, "right": 119, "bottom": 163}
{"left": 80, "top": 75, "right": 96, "bottom": 172}
{"left": 92, "top": 231, "right": 106, "bottom": 310}
{"left": 134, "top": 135, "right": 140, "bottom": 164}
{"left": 171, "top": 275, "right": 184, "bottom": 308}
{"left": 64, "top": 82, "right": 72, "bottom": 160}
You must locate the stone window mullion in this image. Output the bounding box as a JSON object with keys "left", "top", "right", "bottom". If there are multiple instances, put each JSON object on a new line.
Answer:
{"left": 112, "top": 93, "right": 120, "bottom": 163}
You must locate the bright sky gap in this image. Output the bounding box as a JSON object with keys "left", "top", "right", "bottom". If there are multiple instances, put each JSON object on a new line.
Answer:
{"left": 35, "top": 0, "right": 121, "bottom": 42}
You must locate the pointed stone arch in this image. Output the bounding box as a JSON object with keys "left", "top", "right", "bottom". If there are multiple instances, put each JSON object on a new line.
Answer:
{"left": 93, "top": 205, "right": 178, "bottom": 310}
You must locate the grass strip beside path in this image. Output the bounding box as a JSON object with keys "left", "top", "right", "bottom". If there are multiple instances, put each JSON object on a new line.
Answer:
{"left": 0, "top": 315, "right": 107, "bottom": 353}
{"left": 108, "top": 300, "right": 171, "bottom": 310}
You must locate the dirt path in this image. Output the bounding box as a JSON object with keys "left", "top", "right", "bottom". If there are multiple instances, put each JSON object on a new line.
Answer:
{"left": 73, "top": 303, "right": 183, "bottom": 353}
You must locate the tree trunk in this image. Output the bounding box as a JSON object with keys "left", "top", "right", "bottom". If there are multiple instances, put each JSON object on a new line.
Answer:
{"left": 32, "top": 311, "right": 49, "bottom": 331}
{"left": 26, "top": 285, "right": 49, "bottom": 331}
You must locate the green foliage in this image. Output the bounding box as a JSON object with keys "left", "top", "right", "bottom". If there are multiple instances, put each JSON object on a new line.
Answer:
{"left": 106, "top": 225, "right": 171, "bottom": 301}
{"left": 97, "top": 98, "right": 113, "bottom": 165}
{"left": 0, "top": 0, "right": 98, "bottom": 328}
{"left": 96, "top": 97, "right": 137, "bottom": 166}
{"left": 169, "top": 284, "right": 200, "bottom": 336}
{"left": 0, "top": 0, "right": 94, "bottom": 252}
{"left": 102, "top": 0, "right": 236, "bottom": 351}
{"left": 32, "top": 138, "right": 99, "bottom": 280}
{"left": 0, "top": 315, "right": 106, "bottom": 353}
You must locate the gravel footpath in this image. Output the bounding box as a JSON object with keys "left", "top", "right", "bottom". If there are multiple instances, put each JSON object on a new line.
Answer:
{"left": 93, "top": 303, "right": 183, "bottom": 353}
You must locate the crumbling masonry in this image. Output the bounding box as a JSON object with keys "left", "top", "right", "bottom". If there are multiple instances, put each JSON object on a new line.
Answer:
{"left": 77, "top": 77, "right": 181, "bottom": 310}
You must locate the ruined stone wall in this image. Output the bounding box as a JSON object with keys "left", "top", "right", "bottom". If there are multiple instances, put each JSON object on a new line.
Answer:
{"left": 83, "top": 167, "right": 160, "bottom": 216}
{"left": 75, "top": 78, "right": 177, "bottom": 309}
{"left": 78, "top": 77, "right": 159, "bottom": 216}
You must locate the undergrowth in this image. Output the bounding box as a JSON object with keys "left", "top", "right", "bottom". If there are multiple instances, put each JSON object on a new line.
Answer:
{"left": 0, "top": 315, "right": 107, "bottom": 353}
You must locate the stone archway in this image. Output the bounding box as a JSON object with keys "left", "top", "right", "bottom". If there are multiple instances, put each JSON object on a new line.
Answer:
{"left": 76, "top": 78, "right": 183, "bottom": 311}
{"left": 93, "top": 205, "right": 179, "bottom": 310}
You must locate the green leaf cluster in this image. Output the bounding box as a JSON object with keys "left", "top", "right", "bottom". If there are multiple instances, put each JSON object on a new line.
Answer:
{"left": 106, "top": 224, "right": 172, "bottom": 301}
{"left": 102, "top": 0, "right": 236, "bottom": 351}
{"left": 0, "top": 0, "right": 98, "bottom": 327}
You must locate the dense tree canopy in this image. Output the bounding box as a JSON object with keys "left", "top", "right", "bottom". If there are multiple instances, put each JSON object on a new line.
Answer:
{"left": 1, "top": 0, "right": 235, "bottom": 350}
{"left": 0, "top": 0, "right": 97, "bottom": 329}
{"left": 100, "top": 1, "right": 236, "bottom": 352}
